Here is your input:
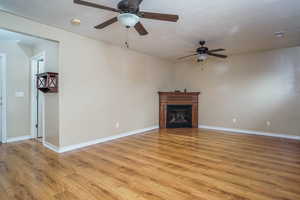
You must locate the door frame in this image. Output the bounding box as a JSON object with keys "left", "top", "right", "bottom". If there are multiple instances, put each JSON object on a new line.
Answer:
{"left": 0, "top": 53, "right": 7, "bottom": 143}
{"left": 30, "top": 52, "right": 46, "bottom": 142}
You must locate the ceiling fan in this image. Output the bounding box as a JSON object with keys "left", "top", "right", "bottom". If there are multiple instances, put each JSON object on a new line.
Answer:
{"left": 73, "top": 0, "right": 179, "bottom": 36}
{"left": 178, "top": 41, "right": 228, "bottom": 62}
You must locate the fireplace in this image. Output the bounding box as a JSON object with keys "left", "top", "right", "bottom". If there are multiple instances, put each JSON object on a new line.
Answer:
{"left": 167, "top": 105, "right": 192, "bottom": 128}
{"left": 158, "top": 92, "right": 200, "bottom": 128}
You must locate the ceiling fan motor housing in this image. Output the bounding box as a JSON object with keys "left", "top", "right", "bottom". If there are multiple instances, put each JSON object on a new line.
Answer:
{"left": 118, "top": 0, "right": 140, "bottom": 13}
{"left": 197, "top": 47, "right": 209, "bottom": 54}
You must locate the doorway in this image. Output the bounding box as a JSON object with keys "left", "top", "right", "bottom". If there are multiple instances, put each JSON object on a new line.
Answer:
{"left": 31, "top": 52, "right": 45, "bottom": 143}
{"left": 0, "top": 53, "right": 7, "bottom": 143}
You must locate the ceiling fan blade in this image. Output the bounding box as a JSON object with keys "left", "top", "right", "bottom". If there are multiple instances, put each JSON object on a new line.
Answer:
{"left": 208, "top": 48, "right": 225, "bottom": 53}
{"left": 207, "top": 52, "right": 228, "bottom": 58}
{"left": 178, "top": 54, "right": 198, "bottom": 60}
{"left": 186, "top": 50, "right": 198, "bottom": 53}
{"left": 134, "top": 22, "right": 148, "bottom": 36}
{"left": 140, "top": 12, "right": 179, "bottom": 22}
{"left": 94, "top": 17, "right": 118, "bottom": 29}
{"left": 73, "top": 0, "right": 120, "bottom": 13}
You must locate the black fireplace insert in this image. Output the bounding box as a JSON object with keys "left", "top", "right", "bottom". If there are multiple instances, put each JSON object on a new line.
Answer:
{"left": 166, "top": 105, "right": 192, "bottom": 128}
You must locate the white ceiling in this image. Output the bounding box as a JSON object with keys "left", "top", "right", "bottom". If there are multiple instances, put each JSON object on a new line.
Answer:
{"left": 1, "top": 0, "right": 300, "bottom": 60}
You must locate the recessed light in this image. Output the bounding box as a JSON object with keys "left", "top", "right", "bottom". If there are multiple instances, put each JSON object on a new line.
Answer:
{"left": 71, "top": 18, "right": 81, "bottom": 25}
{"left": 274, "top": 31, "right": 285, "bottom": 38}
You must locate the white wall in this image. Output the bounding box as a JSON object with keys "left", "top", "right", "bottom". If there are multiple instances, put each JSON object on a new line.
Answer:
{"left": 174, "top": 47, "right": 300, "bottom": 136}
{"left": 0, "top": 11, "right": 174, "bottom": 148}
{"left": 33, "top": 42, "right": 59, "bottom": 72}
{"left": 0, "top": 41, "right": 32, "bottom": 139}
{"left": 33, "top": 41, "right": 59, "bottom": 146}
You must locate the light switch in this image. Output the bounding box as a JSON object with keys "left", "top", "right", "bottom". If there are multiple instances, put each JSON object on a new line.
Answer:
{"left": 232, "top": 118, "right": 237, "bottom": 123}
{"left": 15, "top": 92, "right": 24, "bottom": 98}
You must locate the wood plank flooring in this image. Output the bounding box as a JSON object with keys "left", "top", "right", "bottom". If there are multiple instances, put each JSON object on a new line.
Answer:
{"left": 1, "top": 128, "right": 300, "bottom": 200}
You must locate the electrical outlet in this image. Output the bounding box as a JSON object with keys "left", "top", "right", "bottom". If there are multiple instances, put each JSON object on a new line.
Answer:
{"left": 232, "top": 118, "right": 237, "bottom": 123}
{"left": 116, "top": 122, "right": 120, "bottom": 129}
{"left": 266, "top": 121, "right": 271, "bottom": 127}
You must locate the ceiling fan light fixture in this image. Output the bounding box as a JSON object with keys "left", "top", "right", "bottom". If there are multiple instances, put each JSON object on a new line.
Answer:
{"left": 198, "top": 54, "right": 208, "bottom": 62}
{"left": 118, "top": 13, "right": 140, "bottom": 27}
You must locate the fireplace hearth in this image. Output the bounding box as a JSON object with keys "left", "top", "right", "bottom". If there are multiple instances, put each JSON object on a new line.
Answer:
{"left": 158, "top": 92, "right": 200, "bottom": 128}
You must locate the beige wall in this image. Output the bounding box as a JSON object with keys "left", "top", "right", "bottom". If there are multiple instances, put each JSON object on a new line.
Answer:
{"left": 59, "top": 39, "right": 173, "bottom": 147}
{"left": 0, "top": 11, "right": 174, "bottom": 147}
{"left": 0, "top": 41, "right": 32, "bottom": 139}
{"left": 174, "top": 47, "right": 300, "bottom": 136}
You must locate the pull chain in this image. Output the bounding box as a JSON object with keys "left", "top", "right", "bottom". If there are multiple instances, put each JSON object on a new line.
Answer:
{"left": 125, "top": 26, "right": 130, "bottom": 49}
{"left": 200, "top": 62, "right": 205, "bottom": 71}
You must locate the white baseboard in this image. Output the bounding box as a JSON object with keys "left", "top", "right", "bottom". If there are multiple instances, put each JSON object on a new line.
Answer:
{"left": 6, "top": 135, "right": 33, "bottom": 143}
{"left": 48, "top": 126, "right": 158, "bottom": 153}
{"left": 43, "top": 142, "right": 60, "bottom": 153}
{"left": 199, "top": 125, "right": 300, "bottom": 140}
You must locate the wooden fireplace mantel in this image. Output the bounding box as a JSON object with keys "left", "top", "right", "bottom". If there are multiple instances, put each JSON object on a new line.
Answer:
{"left": 158, "top": 92, "right": 200, "bottom": 128}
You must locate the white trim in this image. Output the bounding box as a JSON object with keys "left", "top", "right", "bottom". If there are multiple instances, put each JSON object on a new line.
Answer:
{"left": 42, "top": 94, "right": 46, "bottom": 144}
{"left": 43, "top": 141, "right": 60, "bottom": 153}
{"left": 43, "top": 126, "right": 158, "bottom": 153}
{"left": 0, "top": 53, "right": 7, "bottom": 143}
{"left": 30, "top": 52, "right": 46, "bottom": 141}
{"left": 199, "top": 125, "right": 300, "bottom": 140}
{"left": 7, "top": 135, "right": 33, "bottom": 143}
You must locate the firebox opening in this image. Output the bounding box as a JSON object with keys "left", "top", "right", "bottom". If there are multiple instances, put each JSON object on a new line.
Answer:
{"left": 167, "top": 105, "right": 193, "bottom": 128}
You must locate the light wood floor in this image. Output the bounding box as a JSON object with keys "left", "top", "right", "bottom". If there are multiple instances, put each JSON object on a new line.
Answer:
{"left": 1, "top": 129, "right": 300, "bottom": 200}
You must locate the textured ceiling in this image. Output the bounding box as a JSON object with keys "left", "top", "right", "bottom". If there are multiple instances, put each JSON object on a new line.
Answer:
{"left": 1, "top": 0, "right": 300, "bottom": 60}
